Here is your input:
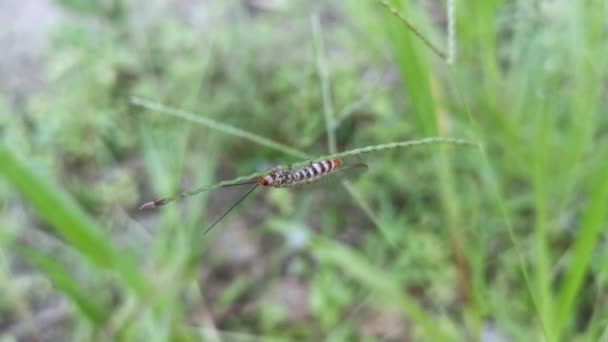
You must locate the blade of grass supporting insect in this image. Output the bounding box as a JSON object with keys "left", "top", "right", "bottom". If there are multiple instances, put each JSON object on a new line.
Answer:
{"left": 308, "top": 138, "right": 478, "bottom": 165}
{"left": 131, "top": 96, "right": 309, "bottom": 160}
{"left": 311, "top": 13, "right": 337, "bottom": 154}
{"left": 311, "top": 235, "right": 450, "bottom": 340}
{"left": 0, "top": 146, "right": 148, "bottom": 296}
{"left": 140, "top": 176, "right": 264, "bottom": 208}
{"left": 17, "top": 246, "right": 111, "bottom": 324}
{"left": 140, "top": 137, "right": 475, "bottom": 208}
{"left": 554, "top": 160, "right": 608, "bottom": 339}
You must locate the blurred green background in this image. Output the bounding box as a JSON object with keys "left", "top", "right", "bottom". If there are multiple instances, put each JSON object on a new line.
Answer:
{"left": 1, "top": 0, "right": 607, "bottom": 341}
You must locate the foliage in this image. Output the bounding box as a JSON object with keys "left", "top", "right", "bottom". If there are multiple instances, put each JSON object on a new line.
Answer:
{"left": 1, "top": 0, "right": 607, "bottom": 340}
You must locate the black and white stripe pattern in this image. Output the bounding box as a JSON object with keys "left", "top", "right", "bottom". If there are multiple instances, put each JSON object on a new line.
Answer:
{"left": 259, "top": 159, "right": 343, "bottom": 188}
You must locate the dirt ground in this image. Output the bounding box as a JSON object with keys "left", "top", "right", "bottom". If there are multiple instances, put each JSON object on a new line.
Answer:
{"left": 0, "top": 0, "right": 62, "bottom": 109}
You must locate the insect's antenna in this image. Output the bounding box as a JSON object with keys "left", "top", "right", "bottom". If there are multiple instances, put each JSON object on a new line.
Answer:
{"left": 202, "top": 183, "right": 259, "bottom": 236}
{"left": 139, "top": 181, "right": 259, "bottom": 210}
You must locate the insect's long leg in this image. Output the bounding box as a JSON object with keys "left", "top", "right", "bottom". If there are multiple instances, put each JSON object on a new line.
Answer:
{"left": 202, "top": 183, "right": 259, "bottom": 236}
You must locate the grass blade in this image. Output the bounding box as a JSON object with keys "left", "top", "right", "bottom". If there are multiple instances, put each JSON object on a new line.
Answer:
{"left": 554, "top": 160, "right": 608, "bottom": 338}
{"left": 310, "top": 137, "right": 479, "bottom": 164}
{"left": 311, "top": 13, "right": 337, "bottom": 154}
{"left": 18, "top": 246, "right": 111, "bottom": 324}
{"left": 131, "top": 96, "right": 309, "bottom": 160}
{"left": 311, "top": 236, "right": 450, "bottom": 340}
{"left": 375, "top": 0, "right": 447, "bottom": 60}
{"left": 0, "top": 146, "right": 148, "bottom": 296}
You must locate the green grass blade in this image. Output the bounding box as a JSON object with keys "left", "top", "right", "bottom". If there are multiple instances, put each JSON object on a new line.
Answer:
{"left": 446, "top": 0, "right": 455, "bottom": 64}
{"left": 375, "top": 0, "right": 447, "bottom": 60}
{"left": 311, "top": 235, "right": 451, "bottom": 340}
{"left": 0, "top": 146, "right": 114, "bottom": 267}
{"left": 446, "top": 69, "right": 551, "bottom": 339}
{"left": 311, "top": 13, "right": 337, "bottom": 154}
{"left": 554, "top": 160, "right": 608, "bottom": 338}
{"left": 340, "top": 181, "right": 392, "bottom": 245}
{"left": 0, "top": 145, "right": 148, "bottom": 296}
{"left": 309, "top": 137, "right": 479, "bottom": 164}
{"left": 18, "top": 246, "right": 111, "bottom": 324}
{"left": 131, "top": 96, "right": 309, "bottom": 160}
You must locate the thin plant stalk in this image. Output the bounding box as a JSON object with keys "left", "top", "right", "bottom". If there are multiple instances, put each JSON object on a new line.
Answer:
{"left": 311, "top": 13, "right": 337, "bottom": 154}
{"left": 139, "top": 137, "right": 478, "bottom": 208}
{"left": 376, "top": 0, "right": 447, "bottom": 60}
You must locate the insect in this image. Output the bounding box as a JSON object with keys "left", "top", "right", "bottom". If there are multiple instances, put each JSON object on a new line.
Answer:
{"left": 259, "top": 159, "right": 348, "bottom": 187}
{"left": 139, "top": 158, "right": 368, "bottom": 235}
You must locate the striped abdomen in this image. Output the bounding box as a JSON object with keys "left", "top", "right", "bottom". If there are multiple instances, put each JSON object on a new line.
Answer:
{"left": 258, "top": 159, "right": 343, "bottom": 188}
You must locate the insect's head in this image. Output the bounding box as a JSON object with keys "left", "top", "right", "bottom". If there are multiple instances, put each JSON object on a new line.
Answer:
{"left": 258, "top": 174, "right": 274, "bottom": 186}
{"left": 259, "top": 166, "right": 290, "bottom": 187}
{"left": 258, "top": 165, "right": 285, "bottom": 187}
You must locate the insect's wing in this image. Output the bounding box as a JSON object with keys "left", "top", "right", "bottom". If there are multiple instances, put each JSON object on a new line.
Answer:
{"left": 333, "top": 163, "right": 368, "bottom": 182}
{"left": 291, "top": 163, "right": 368, "bottom": 190}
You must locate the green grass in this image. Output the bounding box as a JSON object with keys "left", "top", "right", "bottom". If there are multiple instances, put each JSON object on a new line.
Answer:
{"left": 1, "top": 0, "right": 607, "bottom": 340}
